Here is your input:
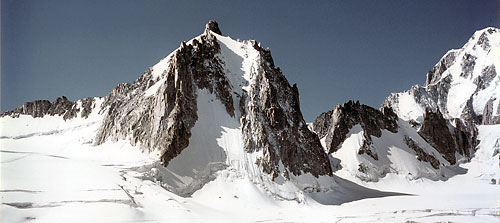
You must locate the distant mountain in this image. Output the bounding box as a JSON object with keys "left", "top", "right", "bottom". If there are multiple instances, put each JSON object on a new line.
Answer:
{"left": 312, "top": 27, "right": 500, "bottom": 182}
{"left": 383, "top": 27, "right": 500, "bottom": 165}
{"left": 312, "top": 100, "right": 451, "bottom": 182}
{"left": 383, "top": 27, "right": 500, "bottom": 126}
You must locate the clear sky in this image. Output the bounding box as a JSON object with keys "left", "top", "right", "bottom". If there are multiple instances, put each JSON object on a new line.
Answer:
{"left": 2, "top": 0, "right": 498, "bottom": 121}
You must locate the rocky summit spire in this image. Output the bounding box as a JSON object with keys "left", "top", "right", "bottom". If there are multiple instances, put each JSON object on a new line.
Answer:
{"left": 205, "top": 20, "right": 222, "bottom": 35}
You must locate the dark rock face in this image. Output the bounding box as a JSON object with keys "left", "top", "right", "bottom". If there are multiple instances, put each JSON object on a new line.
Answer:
{"left": 398, "top": 48, "right": 458, "bottom": 121}
{"left": 1, "top": 96, "right": 96, "bottom": 120}
{"left": 313, "top": 100, "right": 398, "bottom": 154}
{"left": 458, "top": 64, "right": 497, "bottom": 126}
{"left": 383, "top": 77, "right": 451, "bottom": 124}
{"left": 425, "top": 51, "right": 457, "bottom": 86}
{"left": 498, "top": 100, "right": 500, "bottom": 124}
{"left": 50, "top": 96, "right": 78, "bottom": 119}
{"left": 311, "top": 110, "right": 333, "bottom": 139}
{"left": 460, "top": 53, "right": 477, "bottom": 78}
{"left": 418, "top": 108, "right": 478, "bottom": 165}
{"left": 80, "top": 97, "right": 96, "bottom": 118}
{"left": 460, "top": 96, "right": 481, "bottom": 126}
{"left": 418, "top": 109, "right": 456, "bottom": 164}
{"left": 205, "top": 20, "right": 222, "bottom": 35}
{"left": 482, "top": 98, "right": 497, "bottom": 125}
{"left": 94, "top": 21, "right": 332, "bottom": 181}
{"left": 414, "top": 74, "right": 453, "bottom": 118}
{"left": 385, "top": 29, "right": 499, "bottom": 127}
{"left": 382, "top": 28, "right": 499, "bottom": 169}
{"left": 474, "top": 65, "right": 497, "bottom": 91}
{"left": 1, "top": 100, "right": 52, "bottom": 118}
{"left": 452, "top": 118, "right": 478, "bottom": 159}
{"left": 404, "top": 136, "right": 440, "bottom": 169}
{"left": 95, "top": 29, "right": 233, "bottom": 166}
{"left": 476, "top": 27, "right": 496, "bottom": 50}
{"left": 242, "top": 43, "right": 332, "bottom": 179}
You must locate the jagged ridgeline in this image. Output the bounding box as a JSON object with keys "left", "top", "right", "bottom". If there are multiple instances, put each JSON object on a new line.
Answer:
{"left": 382, "top": 27, "right": 500, "bottom": 164}
{"left": 312, "top": 27, "right": 500, "bottom": 182}
{"left": 3, "top": 22, "right": 499, "bottom": 198}
{"left": 312, "top": 100, "right": 451, "bottom": 182}
{"left": 1, "top": 21, "right": 334, "bottom": 197}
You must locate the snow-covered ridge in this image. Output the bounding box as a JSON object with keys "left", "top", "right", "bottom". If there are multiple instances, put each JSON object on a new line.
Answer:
{"left": 0, "top": 20, "right": 334, "bottom": 199}
{"left": 312, "top": 100, "right": 454, "bottom": 182}
{"left": 313, "top": 27, "right": 500, "bottom": 182}
{"left": 0, "top": 97, "right": 104, "bottom": 138}
{"left": 384, "top": 27, "right": 500, "bottom": 124}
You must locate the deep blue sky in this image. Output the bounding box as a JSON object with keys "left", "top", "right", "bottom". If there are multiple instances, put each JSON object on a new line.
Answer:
{"left": 2, "top": 1, "right": 498, "bottom": 121}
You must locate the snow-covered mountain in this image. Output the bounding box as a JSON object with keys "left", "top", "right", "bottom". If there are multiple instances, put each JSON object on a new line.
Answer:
{"left": 1, "top": 22, "right": 499, "bottom": 222}
{"left": 383, "top": 27, "right": 500, "bottom": 126}
{"left": 311, "top": 27, "right": 500, "bottom": 184}
{"left": 312, "top": 101, "right": 452, "bottom": 182}
{"left": 1, "top": 21, "right": 337, "bottom": 200}
{"left": 383, "top": 27, "right": 500, "bottom": 165}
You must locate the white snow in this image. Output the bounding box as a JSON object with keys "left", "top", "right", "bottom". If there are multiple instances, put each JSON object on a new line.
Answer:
{"left": 389, "top": 90, "right": 426, "bottom": 123}
{"left": 328, "top": 120, "right": 451, "bottom": 182}
{"left": 144, "top": 78, "right": 166, "bottom": 97}
{"left": 156, "top": 88, "right": 242, "bottom": 195}
{"left": 0, "top": 97, "right": 104, "bottom": 139}
{"left": 447, "top": 76, "right": 477, "bottom": 117}
{"left": 441, "top": 28, "right": 500, "bottom": 118}
{"left": 389, "top": 27, "right": 500, "bottom": 122}
{"left": 213, "top": 32, "right": 260, "bottom": 94}
{"left": 2, "top": 120, "right": 499, "bottom": 222}
{"left": 150, "top": 51, "right": 175, "bottom": 80}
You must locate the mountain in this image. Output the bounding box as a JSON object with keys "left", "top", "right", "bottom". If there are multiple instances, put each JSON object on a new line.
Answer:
{"left": 1, "top": 21, "right": 336, "bottom": 199}
{"left": 312, "top": 27, "right": 500, "bottom": 182}
{"left": 383, "top": 27, "right": 500, "bottom": 125}
{"left": 312, "top": 100, "right": 451, "bottom": 182}
{"left": 383, "top": 27, "right": 500, "bottom": 164}
{"left": 2, "top": 22, "right": 499, "bottom": 223}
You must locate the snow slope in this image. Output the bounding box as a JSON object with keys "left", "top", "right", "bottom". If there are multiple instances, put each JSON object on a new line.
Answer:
{"left": 2, "top": 21, "right": 336, "bottom": 209}
{"left": 321, "top": 120, "right": 453, "bottom": 182}
{"left": 1, "top": 117, "right": 498, "bottom": 222}
{"left": 384, "top": 27, "right": 500, "bottom": 123}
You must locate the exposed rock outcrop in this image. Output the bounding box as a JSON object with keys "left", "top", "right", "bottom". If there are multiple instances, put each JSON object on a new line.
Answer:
{"left": 498, "top": 100, "right": 500, "bottom": 124}
{"left": 1, "top": 100, "right": 52, "bottom": 118}
{"left": 1, "top": 96, "right": 96, "bottom": 120}
{"left": 418, "top": 109, "right": 457, "bottom": 164}
{"left": 2, "top": 21, "right": 332, "bottom": 196}
{"left": 311, "top": 110, "right": 333, "bottom": 139}
{"left": 403, "top": 136, "right": 440, "bottom": 169}
{"left": 92, "top": 20, "right": 332, "bottom": 192}
{"left": 482, "top": 98, "right": 498, "bottom": 125}
{"left": 418, "top": 108, "right": 478, "bottom": 164}
{"left": 382, "top": 27, "right": 498, "bottom": 167}
{"left": 95, "top": 26, "right": 233, "bottom": 167}
{"left": 313, "top": 101, "right": 448, "bottom": 182}
{"left": 383, "top": 27, "right": 500, "bottom": 126}
{"left": 242, "top": 43, "right": 332, "bottom": 179}
{"left": 205, "top": 20, "right": 222, "bottom": 35}
{"left": 313, "top": 100, "right": 398, "bottom": 154}
{"left": 425, "top": 50, "right": 457, "bottom": 86}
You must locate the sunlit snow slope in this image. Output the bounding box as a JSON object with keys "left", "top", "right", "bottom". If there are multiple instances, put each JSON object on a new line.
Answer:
{"left": 384, "top": 27, "right": 500, "bottom": 123}
{"left": 1, "top": 116, "right": 498, "bottom": 222}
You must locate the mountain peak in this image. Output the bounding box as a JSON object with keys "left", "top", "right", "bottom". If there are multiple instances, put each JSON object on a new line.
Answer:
{"left": 205, "top": 20, "right": 222, "bottom": 35}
